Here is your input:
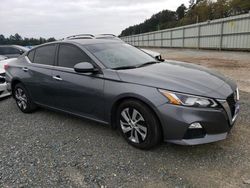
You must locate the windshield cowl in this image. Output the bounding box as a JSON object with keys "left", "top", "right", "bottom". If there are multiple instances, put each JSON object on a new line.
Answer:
{"left": 112, "top": 61, "right": 160, "bottom": 70}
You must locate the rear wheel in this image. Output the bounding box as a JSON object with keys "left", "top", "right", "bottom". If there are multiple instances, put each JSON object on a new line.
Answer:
{"left": 14, "top": 83, "right": 37, "bottom": 113}
{"left": 117, "top": 100, "right": 162, "bottom": 149}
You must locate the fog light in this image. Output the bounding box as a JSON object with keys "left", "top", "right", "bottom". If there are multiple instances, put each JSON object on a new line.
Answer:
{"left": 189, "top": 122, "right": 202, "bottom": 129}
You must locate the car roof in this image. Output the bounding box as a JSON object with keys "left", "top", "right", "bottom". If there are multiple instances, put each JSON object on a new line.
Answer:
{"left": 67, "top": 39, "right": 122, "bottom": 45}
{"left": 41, "top": 39, "right": 123, "bottom": 47}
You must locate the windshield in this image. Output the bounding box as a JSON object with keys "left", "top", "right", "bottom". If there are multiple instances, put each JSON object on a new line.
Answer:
{"left": 85, "top": 43, "right": 156, "bottom": 69}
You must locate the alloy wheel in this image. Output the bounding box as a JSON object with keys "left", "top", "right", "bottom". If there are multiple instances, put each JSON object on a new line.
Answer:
{"left": 15, "top": 88, "right": 28, "bottom": 110}
{"left": 120, "top": 108, "right": 148, "bottom": 144}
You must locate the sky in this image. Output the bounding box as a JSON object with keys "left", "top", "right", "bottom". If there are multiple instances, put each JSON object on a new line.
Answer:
{"left": 0, "top": 0, "right": 190, "bottom": 39}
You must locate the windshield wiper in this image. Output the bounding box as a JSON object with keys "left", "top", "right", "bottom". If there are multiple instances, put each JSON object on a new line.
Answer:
{"left": 112, "top": 65, "right": 137, "bottom": 70}
{"left": 137, "top": 61, "right": 159, "bottom": 68}
{"left": 113, "top": 61, "right": 159, "bottom": 70}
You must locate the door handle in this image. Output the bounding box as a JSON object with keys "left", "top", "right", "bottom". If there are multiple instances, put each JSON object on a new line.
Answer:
{"left": 22, "top": 67, "right": 29, "bottom": 72}
{"left": 52, "top": 75, "right": 63, "bottom": 81}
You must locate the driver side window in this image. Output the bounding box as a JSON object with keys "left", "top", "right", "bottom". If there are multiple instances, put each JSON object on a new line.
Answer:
{"left": 58, "top": 44, "right": 92, "bottom": 68}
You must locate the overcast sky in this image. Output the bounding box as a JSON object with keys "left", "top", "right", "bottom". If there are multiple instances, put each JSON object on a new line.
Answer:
{"left": 0, "top": 0, "right": 189, "bottom": 39}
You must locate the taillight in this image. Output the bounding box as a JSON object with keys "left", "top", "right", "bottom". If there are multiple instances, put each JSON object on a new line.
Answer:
{"left": 4, "top": 64, "right": 9, "bottom": 70}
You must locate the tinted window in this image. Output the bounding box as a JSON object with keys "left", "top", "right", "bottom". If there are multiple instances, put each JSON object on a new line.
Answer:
{"left": 58, "top": 44, "right": 92, "bottom": 68}
{"left": 34, "top": 45, "right": 56, "bottom": 66}
{"left": 0, "top": 47, "right": 21, "bottom": 55}
{"left": 0, "top": 47, "right": 4, "bottom": 55}
{"left": 27, "top": 50, "right": 35, "bottom": 62}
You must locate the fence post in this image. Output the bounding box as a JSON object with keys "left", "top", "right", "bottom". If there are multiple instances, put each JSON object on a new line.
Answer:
{"left": 170, "top": 30, "right": 172, "bottom": 47}
{"left": 219, "top": 21, "right": 224, "bottom": 51}
{"left": 197, "top": 24, "right": 200, "bottom": 49}
{"left": 153, "top": 33, "right": 156, "bottom": 47}
{"left": 148, "top": 34, "right": 149, "bottom": 47}
{"left": 138, "top": 35, "right": 140, "bottom": 47}
{"left": 161, "top": 31, "right": 163, "bottom": 47}
{"left": 182, "top": 28, "right": 185, "bottom": 48}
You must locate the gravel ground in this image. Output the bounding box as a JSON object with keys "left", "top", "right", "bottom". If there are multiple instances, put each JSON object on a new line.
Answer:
{"left": 0, "top": 49, "right": 250, "bottom": 187}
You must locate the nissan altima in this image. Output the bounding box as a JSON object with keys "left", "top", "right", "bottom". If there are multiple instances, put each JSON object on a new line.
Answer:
{"left": 5, "top": 39, "right": 240, "bottom": 149}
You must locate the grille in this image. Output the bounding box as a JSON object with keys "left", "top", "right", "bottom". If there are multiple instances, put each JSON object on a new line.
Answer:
{"left": 227, "top": 93, "right": 236, "bottom": 118}
{"left": 0, "top": 72, "right": 5, "bottom": 77}
{"left": 0, "top": 72, "right": 6, "bottom": 84}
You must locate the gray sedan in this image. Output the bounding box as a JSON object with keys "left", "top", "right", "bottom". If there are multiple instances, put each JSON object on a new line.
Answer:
{"left": 5, "top": 39, "right": 239, "bottom": 149}
{"left": 0, "top": 45, "right": 29, "bottom": 58}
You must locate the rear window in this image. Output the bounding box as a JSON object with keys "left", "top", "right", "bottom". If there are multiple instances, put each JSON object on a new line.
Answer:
{"left": 33, "top": 44, "right": 56, "bottom": 66}
{"left": 0, "top": 47, "right": 4, "bottom": 55}
{"left": 0, "top": 47, "right": 21, "bottom": 55}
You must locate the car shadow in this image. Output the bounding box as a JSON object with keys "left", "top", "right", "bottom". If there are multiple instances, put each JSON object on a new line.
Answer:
{"left": 0, "top": 95, "right": 12, "bottom": 102}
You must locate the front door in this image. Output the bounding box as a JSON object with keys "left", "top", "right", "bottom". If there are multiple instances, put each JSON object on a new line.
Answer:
{"left": 51, "top": 43, "right": 105, "bottom": 120}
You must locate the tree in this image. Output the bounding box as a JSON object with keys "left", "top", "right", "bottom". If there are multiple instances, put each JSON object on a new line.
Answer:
{"left": 47, "top": 37, "right": 56, "bottom": 42}
{"left": 176, "top": 4, "right": 187, "bottom": 20}
{"left": 0, "top": 35, "right": 5, "bottom": 44}
{"left": 212, "top": 0, "right": 230, "bottom": 19}
{"left": 189, "top": 0, "right": 196, "bottom": 9}
{"left": 119, "top": 0, "right": 250, "bottom": 36}
{"left": 230, "top": 0, "right": 250, "bottom": 15}
{"left": 0, "top": 34, "right": 57, "bottom": 46}
{"left": 14, "top": 33, "right": 22, "bottom": 41}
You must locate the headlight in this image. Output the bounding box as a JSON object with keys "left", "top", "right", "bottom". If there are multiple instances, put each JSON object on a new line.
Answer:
{"left": 159, "top": 89, "right": 218, "bottom": 108}
{"left": 236, "top": 87, "right": 240, "bottom": 101}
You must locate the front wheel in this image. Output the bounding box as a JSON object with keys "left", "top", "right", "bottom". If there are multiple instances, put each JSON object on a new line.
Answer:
{"left": 117, "top": 100, "right": 162, "bottom": 149}
{"left": 14, "top": 83, "right": 37, "bottom": 113}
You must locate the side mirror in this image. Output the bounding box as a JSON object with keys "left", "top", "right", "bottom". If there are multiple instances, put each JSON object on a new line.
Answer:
{"left": 156, "top": 55, "right": 165, "bottom": 62}
{"left": 74, "top": 62, "right": 98, "bottom": 73}
{"left": 19, "top": 50, "right": 24, "bottom": 55}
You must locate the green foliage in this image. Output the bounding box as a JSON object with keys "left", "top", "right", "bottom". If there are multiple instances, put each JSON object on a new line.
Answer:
{"left": 120, "top": 0, "right": 250, "bottom": 37}
{"left": 0, "top": 33, "right": 56, "bottom": 46}
{"left": 120, "top": 10, "right": 176, "bottom": 36}
{"left": 176, "top": 4, "right": 187, "bottom": 20}
{"left": 230, "top": 0, "right": 250, "bottom": 14}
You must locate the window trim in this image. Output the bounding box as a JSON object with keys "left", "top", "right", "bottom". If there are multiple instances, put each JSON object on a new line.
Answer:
{"left": 27, "top": 49, "right": 35, "bottom": 62}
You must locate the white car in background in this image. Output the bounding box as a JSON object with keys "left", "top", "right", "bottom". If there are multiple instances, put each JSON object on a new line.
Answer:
{"left": 0, "top": 55, "right": 8, "bottom": 61}
{"left": 0, "top": 58, "right": 16, "bottom": 98}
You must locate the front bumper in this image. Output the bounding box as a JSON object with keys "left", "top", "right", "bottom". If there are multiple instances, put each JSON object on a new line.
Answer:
{"left": 157, "top": 100, "right": 239, "bottom": 145}
{"left": 0, "top": 82, "right": 11, "bottom": 98}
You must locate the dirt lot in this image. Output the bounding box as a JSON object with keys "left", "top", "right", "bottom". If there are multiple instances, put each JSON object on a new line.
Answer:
{"left": 148, "top": 48, "right": 250, "bottom": 93}
{"left": 0, "top": 49, "right": 250, "bottom": 187}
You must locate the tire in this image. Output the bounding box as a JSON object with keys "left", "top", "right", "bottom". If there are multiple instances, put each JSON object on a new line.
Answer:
{"left": 116, "top": 99, "right": 162, "bottom": 149}
{"left": 14, "top": 83, "right": 37, "bottom": 113}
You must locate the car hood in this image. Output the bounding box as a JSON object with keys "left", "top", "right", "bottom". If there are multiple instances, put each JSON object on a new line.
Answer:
{"left": 116, "top": 60, "right": 236, "bottom": 99}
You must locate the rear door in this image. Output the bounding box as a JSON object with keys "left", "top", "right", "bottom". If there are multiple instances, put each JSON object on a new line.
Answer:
{"left": 25, "top": 44, "right": 57, "bottom": 106}
{"left": 51, "top": 43, "right": 105, "bottom": 120}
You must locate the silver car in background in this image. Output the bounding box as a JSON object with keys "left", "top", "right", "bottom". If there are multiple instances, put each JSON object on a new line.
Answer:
{"left": 0, "top": 55, "right": 8, "bottom": 61}
{"left": 0, "top": 45, "right": 29, "bottom": 58}
{"left": 0, "top": 58, "right": 16, "bottom": 98}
